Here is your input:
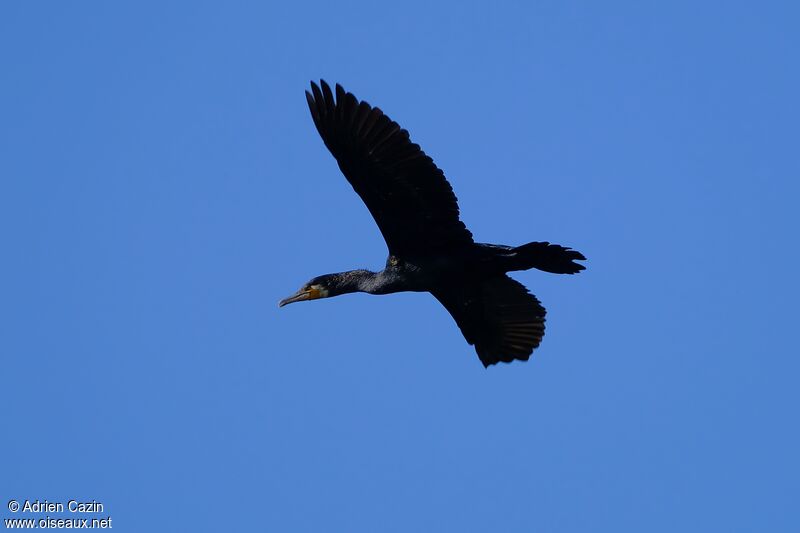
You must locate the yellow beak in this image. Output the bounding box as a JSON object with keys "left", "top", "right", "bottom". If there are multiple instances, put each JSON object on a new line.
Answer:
{"left": 278, "top": 287, "right": 322, "bottom": 307}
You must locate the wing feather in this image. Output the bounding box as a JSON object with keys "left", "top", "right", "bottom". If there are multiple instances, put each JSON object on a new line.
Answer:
{"left": 305, "top": 80, "right": 473, "bottom": 256}
{"left": 433, "top": 276, "right": 546, "bottom": 367}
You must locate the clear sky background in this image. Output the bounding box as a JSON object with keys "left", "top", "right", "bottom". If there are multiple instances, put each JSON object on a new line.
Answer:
{"left": 2, "top": 2, "right": 798, "bottom": 531}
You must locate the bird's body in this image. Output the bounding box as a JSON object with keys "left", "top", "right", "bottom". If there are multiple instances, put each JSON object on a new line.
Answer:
{"left": 280, "top": 80, "right": 585, "bottom": 367}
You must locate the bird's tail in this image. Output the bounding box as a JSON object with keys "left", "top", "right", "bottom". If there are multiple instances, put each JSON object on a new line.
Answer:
{"left": 504, "top": 242, "right": 586, "bottom": 274}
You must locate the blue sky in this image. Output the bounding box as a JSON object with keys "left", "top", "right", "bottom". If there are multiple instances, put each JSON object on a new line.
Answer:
{"left": 2, "top": 1, "right": 798, "bottom": 531}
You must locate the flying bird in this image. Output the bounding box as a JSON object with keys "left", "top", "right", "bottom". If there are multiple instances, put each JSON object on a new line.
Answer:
{"left": 280, "top": 80, "right": 586, "bottom": 367}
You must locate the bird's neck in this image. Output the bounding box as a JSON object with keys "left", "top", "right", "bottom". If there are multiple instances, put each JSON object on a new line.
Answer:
{"left": 334, "top": 269, "right": 400, "bottom": 295}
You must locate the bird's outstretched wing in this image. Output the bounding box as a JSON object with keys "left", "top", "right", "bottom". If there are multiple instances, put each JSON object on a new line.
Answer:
{"left": 433, "top": 276, "right": 546, "bottom": 367}
{"left": 305, "top": 80, "right": 474, "bottom": 257}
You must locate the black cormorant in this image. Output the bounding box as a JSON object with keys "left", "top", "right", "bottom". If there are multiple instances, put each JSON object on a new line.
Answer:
{"left": 280, "top": 80, "right": 586, "bottom": 367}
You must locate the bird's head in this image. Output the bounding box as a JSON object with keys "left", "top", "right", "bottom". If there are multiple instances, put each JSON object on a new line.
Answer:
{"left": 278, "top": 275, "right": 334, "bottom": 307}
{"left": 279, "top": 270, "right": 376, "bottom": 307}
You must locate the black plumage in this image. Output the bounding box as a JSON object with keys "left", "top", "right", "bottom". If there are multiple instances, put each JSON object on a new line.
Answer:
{"left": 280, "top": 80, "right": 586, "bottom": 367}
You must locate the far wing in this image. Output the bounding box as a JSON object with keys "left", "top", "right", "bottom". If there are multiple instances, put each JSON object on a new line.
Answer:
{"left": 433, "top": 276, "right": 546, "bottom": 367}
{"left": 305, "top": 80, "right": 473, "bottom": 257}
